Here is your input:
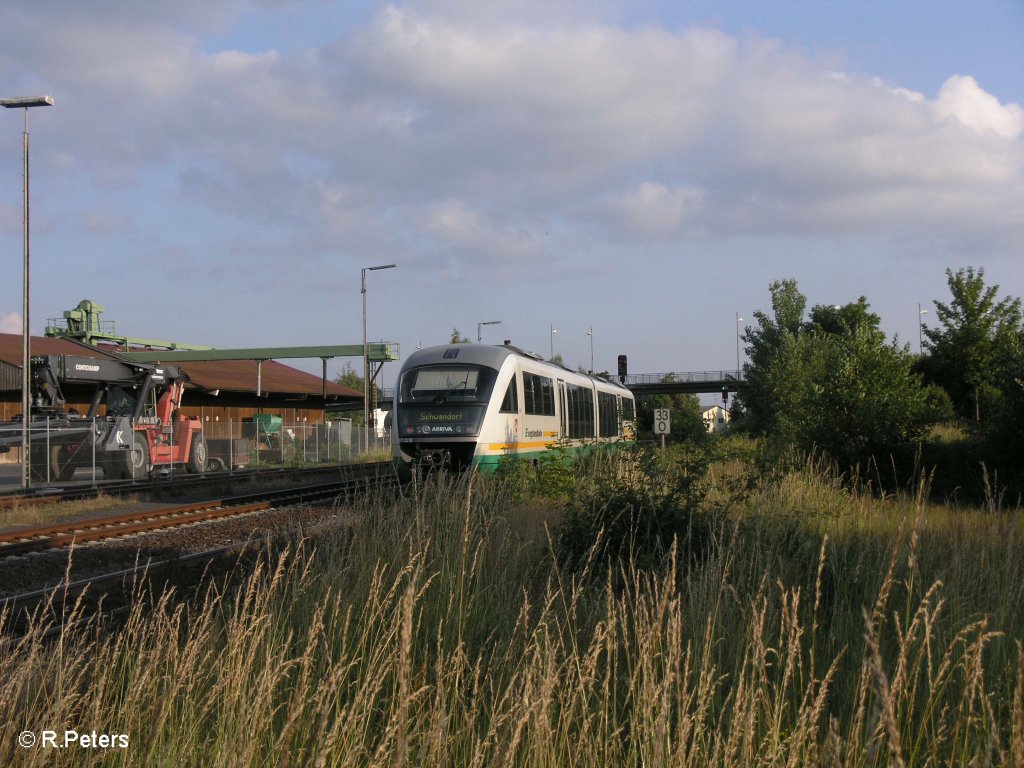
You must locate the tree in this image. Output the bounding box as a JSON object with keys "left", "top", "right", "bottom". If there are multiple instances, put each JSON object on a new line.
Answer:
{"left": 985, "top": 331, "right": 1024, "bottom": 478}
{"left": 921, "top": 267, "right": 1023, "bottom": 421}
{"left": 334, "top": 362, "right": 365, "bottom": 426}
{"left": 450, "top": 328, "right": 472, "bottom": 344}
{"left": 737, "top": 279, "right": 930, "bottom": 467}
{"left": 806, "top": 298, "right": 882, "bottom": 342}
{"left": 780, "top": 327, "right": 928, "bottom": 466}
{"left": 334, "top": 361, "right": 363, "bottom": 391}
{"left": 737, "top": 279, "right": 806, "bottom": 435}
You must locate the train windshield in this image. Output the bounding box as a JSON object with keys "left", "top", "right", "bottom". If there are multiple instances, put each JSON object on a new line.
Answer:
{"left": 399, "top": 365, "right": 498, "bottom": 404}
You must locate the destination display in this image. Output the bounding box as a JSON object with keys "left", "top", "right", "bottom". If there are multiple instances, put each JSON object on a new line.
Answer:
{"left": 397, "top": 405, "right": 485, "bottom": 437}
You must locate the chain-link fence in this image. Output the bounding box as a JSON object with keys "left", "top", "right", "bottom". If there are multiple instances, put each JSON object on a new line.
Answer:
{"left": 0, "top": 417, "right": 392, "bottom": 488}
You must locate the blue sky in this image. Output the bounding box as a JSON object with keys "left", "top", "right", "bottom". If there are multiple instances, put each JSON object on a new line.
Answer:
{"left": 0, "top": 0, "right": 1021, "bottom": 393}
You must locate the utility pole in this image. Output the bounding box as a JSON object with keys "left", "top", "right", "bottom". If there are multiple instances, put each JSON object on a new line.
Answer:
{"left": 1, "top": 95, "right": 54, "bottom": 489}
{"left": 361, "top": 263, "right": 397, "bottom": 452}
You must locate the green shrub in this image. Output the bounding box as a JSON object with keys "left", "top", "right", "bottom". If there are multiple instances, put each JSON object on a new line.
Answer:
{"left": 555, "top": 442, "right": 711, "bottom": 571}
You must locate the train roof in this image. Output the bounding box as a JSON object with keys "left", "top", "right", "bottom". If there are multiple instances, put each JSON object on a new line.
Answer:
{"left": 400, "top": 343, "right": 632, "bottom": 393}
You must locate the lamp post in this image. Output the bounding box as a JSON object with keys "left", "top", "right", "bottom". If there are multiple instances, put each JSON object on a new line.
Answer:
{"left": 477, "top": 320, "right": 501, "bottom": 343}
{"left": 549, "top": 325, "right": 557, "bottom": 360}
{"left": 735, "top": 313, "right": 744, "bottom": 374}
{"left": 2, "top": 95, "right": 54, "bottom": 490}
{"left": 918, "top": 303, "right": 928, "bottom": 354}
{"left": 361, "top": 263, "right": 396, "bottom": 452}
{"left": 587, "top": 327, "right": 594, "bottom": 373}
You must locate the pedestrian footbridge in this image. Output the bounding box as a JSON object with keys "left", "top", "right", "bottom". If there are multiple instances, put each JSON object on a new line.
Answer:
{"left": 622, "top": 371, "right": 743, "bottom": 395}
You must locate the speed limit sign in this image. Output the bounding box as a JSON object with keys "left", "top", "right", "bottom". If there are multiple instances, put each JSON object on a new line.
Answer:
{"left": 654, "top": 408, "right": 671, "bottom": 435}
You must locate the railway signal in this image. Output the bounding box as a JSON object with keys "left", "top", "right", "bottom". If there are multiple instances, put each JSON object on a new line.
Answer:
{"left": 654, "top": 407, "right": 670, "bottom": 450}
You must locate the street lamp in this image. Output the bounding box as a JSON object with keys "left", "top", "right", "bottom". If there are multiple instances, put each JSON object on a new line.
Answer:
{"left": 361, "top": 263, "right": 396, "bottom": 452}
{"left": 477, "top": 320, "right": 501, "bottom": 343}
{"left": 735, "top": 313, "right": 744, "bottom": 373}
{"left": 918, "top": 303, "right": 928, "bottom": 354}
{"left": 2, "top": 95, "right": 54, "bottom": 490}
{"left": 587, "top": 327, "right": 594, "bottom": 373}
{"left": 550, "top": 325, "right": 557, "bottom": 360}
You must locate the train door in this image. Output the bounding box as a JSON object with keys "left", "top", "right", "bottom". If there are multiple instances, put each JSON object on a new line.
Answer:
{"left": 557, "top": 379, "right": 567, "bottom": 439}
{"left": 589, "top": 382, "right": 599, "bottom": 439}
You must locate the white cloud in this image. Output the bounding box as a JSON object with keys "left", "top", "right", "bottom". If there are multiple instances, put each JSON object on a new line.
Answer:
{"left": 1, "top": 1, "right": 1021, "bottom": 275}
{"left": 419, "top": 198, "right": 547, "bottom": 265}
{"left": 598, "top": 182, "right": 706, "bottom": 240}
{"left": 935, "top": 75, "right": 1024, "bottom": 140}
{"left": 354, "top": 8, "right": 735, "bottom": 162}
{"left": 338, "top": 8, "right": 1021, "bottom": 248}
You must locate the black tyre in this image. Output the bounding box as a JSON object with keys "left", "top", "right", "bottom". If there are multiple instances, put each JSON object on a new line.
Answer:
{"left": 187, "top": 434, "right": 208, "bottom": 474}
{"left": 53, "top": 446, "right": 77, "bottom": 481}
{"left": 123, "top": 433, "right": 148, "bottom": 480}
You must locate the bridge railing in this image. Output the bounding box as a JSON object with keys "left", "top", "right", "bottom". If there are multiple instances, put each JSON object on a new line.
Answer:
{"left": 378, "top": 374, "right": 744, "bottom": 398}
{"left": 623, "top": 370, "right": 744, "bottom": 386}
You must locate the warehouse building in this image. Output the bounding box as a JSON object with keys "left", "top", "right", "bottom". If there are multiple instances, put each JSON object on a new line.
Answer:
{"left": 0, "top": 332, "right": 363, "bottom": 423}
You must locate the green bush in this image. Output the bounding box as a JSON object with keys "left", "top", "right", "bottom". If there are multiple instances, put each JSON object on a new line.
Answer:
{"left": 493, "top": 441, "right": 578, "bottom": 500}
{"left": 555, "top": 442, "right": 712, "bottom": 571}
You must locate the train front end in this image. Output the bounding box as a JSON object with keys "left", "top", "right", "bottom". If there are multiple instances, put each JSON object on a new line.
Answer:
{"left": 392, "top": 345, "right": 502, "bottom": 472}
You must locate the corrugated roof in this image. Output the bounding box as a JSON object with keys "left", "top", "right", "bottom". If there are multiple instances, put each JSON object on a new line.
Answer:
{"left": 158, "top": 357, "right": 362, "bottom": 398}
{"left": 0, "top": 333, "right": 112, "bottom": 364}
{"left": 0, "top": 333, "right": 361, "bottom": 400}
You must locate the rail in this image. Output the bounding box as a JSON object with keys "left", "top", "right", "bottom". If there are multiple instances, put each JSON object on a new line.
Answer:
{"left": 0, "top": 462, "right": 397, "bottom": 559}
{"left": 0, "top": 462, "right": 400, "bottom": 642}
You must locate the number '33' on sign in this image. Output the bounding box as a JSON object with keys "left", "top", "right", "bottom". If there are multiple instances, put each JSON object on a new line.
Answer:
{"left": 653, "top": 409, "right": 671, "bottom": 435}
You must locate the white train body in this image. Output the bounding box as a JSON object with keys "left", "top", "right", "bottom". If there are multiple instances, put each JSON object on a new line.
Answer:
{"left": 393, "top": 343, "right": 636, "bottom": 472}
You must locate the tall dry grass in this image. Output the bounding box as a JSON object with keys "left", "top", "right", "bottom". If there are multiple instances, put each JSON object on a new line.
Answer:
{"left": 0, "top": 493, "right": 138, "bottom": 531}
{"left": 1, "top": 455, "right": 1022, "bottom": 766}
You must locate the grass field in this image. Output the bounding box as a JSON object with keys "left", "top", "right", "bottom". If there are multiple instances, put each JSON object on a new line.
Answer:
{"left": 2, "top": 443, "right": 1022, "bottom": 766}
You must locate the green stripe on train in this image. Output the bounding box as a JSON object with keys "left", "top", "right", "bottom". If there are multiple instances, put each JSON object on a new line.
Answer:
{"left": 471, "top": 441, "right": 635, "bottom": 473}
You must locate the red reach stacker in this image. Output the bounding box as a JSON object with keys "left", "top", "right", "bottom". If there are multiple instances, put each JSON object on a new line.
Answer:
{"left": 0, "top": 354, "right": 207, "bottom": 482}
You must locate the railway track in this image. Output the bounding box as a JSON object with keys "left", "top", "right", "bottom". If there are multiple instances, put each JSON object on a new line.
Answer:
{"left": 0, "top": 461, "right": 400, "bottom": 640}
{"left": 0, "top": 461, "right": 397, "bottom": 559}
{"left": 1, "top": 540, "right": 256, "bottom": 644}
{"left": 0, "top": 462, "right": 380, "bottom": 511}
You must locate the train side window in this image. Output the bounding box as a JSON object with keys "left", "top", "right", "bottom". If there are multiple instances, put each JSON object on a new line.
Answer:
{"left": 598, "top": 392, "right": 617, "bottom": 437}
{"left": 523, "top": 373, "right": 536, "bottom": 414}
{"left": 524, "top": 373, "right": 556, "bottom": 416}
{"left": 564, "top": 383, "right": 595, "bottom": 438}
{"left": 500, "top": 378, "right": 518, "bottom": 413}
{"left": 539, "top": 377, "right": 555, "bottom": 415}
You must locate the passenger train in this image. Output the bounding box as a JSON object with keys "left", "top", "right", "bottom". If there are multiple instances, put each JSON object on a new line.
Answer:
{"left": 392, "top": 343, "right": 636, "bottom": 472}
